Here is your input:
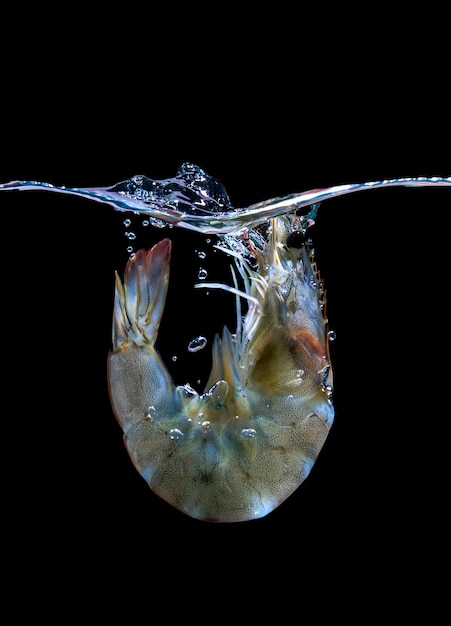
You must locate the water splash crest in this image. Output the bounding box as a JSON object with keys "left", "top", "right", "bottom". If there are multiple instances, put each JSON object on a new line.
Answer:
{"left": 1, "top": 162, "right": 450, "bottom": 234}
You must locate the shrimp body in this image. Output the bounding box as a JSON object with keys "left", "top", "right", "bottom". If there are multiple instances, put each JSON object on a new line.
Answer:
{"left": 1, "top": 170, "right": 449, "bottom": 521}
{"left": 108, "top": 216, "right": 334, "bottom": 522}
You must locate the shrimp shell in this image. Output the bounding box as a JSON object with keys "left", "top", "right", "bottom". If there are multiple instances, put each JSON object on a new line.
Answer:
{"left": 1, "top": 171, "right": 449, "bottom": 521}
{"left": 107, "top": 215, "right": 334, "bottom": 522}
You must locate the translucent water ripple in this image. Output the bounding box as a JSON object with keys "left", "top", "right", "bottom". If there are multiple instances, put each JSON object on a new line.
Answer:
{"left": 0, "top": 163, "right": 450, "bottom": 234}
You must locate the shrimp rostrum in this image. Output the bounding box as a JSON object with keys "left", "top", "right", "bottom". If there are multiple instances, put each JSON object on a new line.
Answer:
{"left": 108, "top": 215, "right": 334, "bottom": 522}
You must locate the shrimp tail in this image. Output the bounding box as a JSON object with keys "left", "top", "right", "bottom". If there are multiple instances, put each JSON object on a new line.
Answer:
{"left": 112, "top": 239, "right": 172, "bottom": 349}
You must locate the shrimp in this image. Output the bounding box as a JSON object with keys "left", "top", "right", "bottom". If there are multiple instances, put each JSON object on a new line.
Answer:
{"left": 3, "top": 167, "right": 448, "bottom": 521}
{"left": 107, "top": 214, "right": 334, "bottom": 522}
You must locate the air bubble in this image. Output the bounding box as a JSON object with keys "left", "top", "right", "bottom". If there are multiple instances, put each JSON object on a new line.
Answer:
{"left": 145, "top": 405, "right": 157, "bottom": 420}
{"left": 188, "top": 336, "right": 208, "bottom": 352}
{"left": 206, "top": 380, "right": 229, "bottom": 401}
{"left": 168, "top": 428, "right": 184, "bottom": 440}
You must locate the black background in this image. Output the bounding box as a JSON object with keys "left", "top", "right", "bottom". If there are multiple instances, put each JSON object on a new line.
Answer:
{"left": 2, "top": 10, "right": 449, "bottom": 618}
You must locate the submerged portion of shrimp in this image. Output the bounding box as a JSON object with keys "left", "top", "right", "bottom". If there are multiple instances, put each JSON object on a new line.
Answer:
{"left": 107, "top": 215, "right": 334, "bottom": 522}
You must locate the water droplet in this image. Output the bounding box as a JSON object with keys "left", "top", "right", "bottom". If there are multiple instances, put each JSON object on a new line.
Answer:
{"left": 241, "top": 428, "right": 257, "bottom": 438}
{"left": 179, "top": 383, "right": 198, "bottom": 398}
{"left": 123, "top": 218, "right": 132, "bottom": 227}
{"left": 327, "top": 330, "right": 337, "bottom": 341}
{"left": 168, "top": 428, "right": 184, "bottom": 440}
{"left": 208, "top": 379, "right": 229, "bottom": 400}
{"left": 188, "top": 336, "right": 208, "bottom": 352}
{"left": 198, "top": 268, "right": 208, "bottom": 280}
{"left": 145, "top": 405, "right": 157, "bottom": 420}
{"left": 125, "top": 231, "right": 136, "bottom": 240}
{"left": 197, "top": 250, "right": 207, "bottom": 259}
{"left": 172, "top": 355, "right": 178, "bottom": 362}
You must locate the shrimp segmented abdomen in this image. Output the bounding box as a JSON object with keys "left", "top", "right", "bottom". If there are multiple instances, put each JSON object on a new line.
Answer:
{"left": 108, "top": 220, "right": 334, "bottom": 522}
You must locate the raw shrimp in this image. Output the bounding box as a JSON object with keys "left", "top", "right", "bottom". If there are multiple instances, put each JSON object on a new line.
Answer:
{"left": 1, "top": 166, "right": 449, "bottom": 521}
{"left": 108, "top": 214, "right": 334, "bottom": 522}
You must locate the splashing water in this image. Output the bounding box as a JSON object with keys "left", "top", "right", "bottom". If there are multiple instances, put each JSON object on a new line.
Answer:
{"left": 1, "top": 162, "right": 450, "bottom": 235}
